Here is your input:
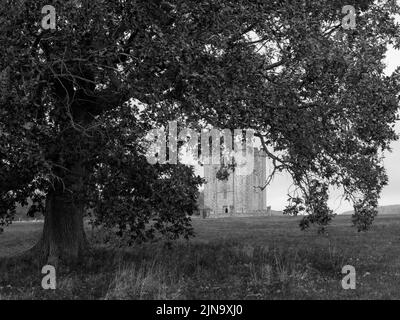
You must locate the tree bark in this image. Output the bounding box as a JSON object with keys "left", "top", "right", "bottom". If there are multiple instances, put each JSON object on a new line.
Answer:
{"left": 32, "top": 191, "right": 89, "bottom": 266}
{"left": 29, "top": 65, "right": 95, "bottom": 266}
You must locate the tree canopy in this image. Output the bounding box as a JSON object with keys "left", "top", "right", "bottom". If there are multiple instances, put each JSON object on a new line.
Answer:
{"left": 1, "top": 0, "right": 399, "bottom": 261}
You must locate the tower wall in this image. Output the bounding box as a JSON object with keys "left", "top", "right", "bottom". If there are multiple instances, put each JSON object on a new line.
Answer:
{"left": 203, "top": 149, "right": 267, "bottom": 216}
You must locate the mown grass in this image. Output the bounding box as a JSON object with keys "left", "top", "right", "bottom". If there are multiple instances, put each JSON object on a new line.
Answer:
{"left": 1, "top": 215, "right": 400, "bottom": 299}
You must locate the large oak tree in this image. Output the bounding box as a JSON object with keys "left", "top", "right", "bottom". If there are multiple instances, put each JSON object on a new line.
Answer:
{"left": 1, "top": 0, "right": 399, "bottom": 264}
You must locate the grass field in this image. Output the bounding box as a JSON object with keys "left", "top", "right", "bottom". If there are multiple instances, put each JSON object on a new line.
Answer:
{"left": 1, "top": 215, "right": 400, "bottom": 299}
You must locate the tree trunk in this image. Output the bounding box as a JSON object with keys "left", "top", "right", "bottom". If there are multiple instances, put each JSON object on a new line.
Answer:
{"left": 32, "top": 191, "right": 89, "bottom": 266}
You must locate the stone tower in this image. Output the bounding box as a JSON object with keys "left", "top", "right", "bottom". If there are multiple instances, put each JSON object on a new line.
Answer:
{"left": 203, "top": 148, "right": 267, "bottom": 216}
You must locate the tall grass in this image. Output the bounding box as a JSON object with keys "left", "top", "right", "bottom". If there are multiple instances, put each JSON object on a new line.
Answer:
{"left": 2, "top": 215, "right": 400, "bottom": 299}
{"left": 102, "top": 241, "right": 349, "bottom": 300}
{"left": 0, "top": 238, "right": 353, "bottom": 299}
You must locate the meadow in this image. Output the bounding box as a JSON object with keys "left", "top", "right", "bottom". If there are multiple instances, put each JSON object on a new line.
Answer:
{"left": 1, "top": 214, "right": 400, "bottom": 299}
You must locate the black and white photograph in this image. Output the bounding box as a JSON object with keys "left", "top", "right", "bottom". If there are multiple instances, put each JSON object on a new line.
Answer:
{"left": 1, "top": 0, "right": 400, "bottom": 309}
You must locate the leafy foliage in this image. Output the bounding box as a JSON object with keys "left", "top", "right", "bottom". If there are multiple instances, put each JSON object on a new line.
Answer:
{"left": 0, "top": 0, "right": 399, "bottom": 238}
{"left": 0, "top": 0, "right": 204, "bottom": 241}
